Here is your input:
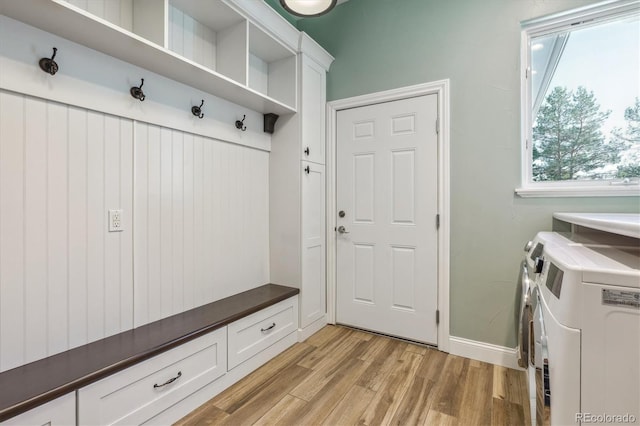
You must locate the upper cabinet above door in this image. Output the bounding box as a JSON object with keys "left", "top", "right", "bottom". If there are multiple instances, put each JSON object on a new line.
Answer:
{"left": 300, "top": 55, "right": 326, "bottom": 164}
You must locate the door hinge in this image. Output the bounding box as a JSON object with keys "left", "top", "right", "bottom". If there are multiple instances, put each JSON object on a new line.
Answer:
{"left": 436, "top": 214, "right": 440, "bottom": 229}
{"left": 436, "top": 309, "right": 440, "bottom": 325}
{"left": 435, "top": 118, "right": 439, "bottom": 135}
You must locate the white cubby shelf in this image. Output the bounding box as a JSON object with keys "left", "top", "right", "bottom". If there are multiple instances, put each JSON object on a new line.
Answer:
{"left": 0, "top": 0, "right": 297, "bottom": 115}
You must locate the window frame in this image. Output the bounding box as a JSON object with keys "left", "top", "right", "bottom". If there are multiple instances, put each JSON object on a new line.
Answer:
{"left": 517, "top": 0, "right": 640, "bottom": 197}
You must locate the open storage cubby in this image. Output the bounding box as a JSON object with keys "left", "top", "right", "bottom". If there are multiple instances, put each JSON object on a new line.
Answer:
{"left": 248, "top": 22, "right": 297, "bottom": 109}
{"left": 168, "top": 0, "right": 247, "bottom": 85}
{"left": 63, "top": 0, "right": 165, "bottom": 46}
{"left": 0, "top": 0, "right": 298, "bottom": 114}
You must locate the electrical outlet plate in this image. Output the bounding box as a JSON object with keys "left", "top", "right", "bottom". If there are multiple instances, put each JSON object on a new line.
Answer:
{"left": 108, "top": 209, "right": 123, "bottom": 232}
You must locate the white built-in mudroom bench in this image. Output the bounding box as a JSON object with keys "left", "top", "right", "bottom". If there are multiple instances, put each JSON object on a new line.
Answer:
{"left": 0, "top": 284, "right": 299, "bottom": 424}
{"left": 0, "top": 0, "right": 333, "bottom": 423}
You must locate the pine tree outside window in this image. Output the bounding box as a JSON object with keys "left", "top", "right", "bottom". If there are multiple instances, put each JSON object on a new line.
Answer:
{"left": 518, "top": 0, "right": 640, "bottom": 197}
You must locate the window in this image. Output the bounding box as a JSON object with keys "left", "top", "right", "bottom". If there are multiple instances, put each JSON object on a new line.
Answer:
{"left": 518, "top": 1, "right": 640, "bottom": 197}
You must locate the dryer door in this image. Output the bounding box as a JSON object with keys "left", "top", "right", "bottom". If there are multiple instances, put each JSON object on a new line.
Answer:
{"left": 532, "top": 287, "right": 550, "bottom": 426}
{"left": 517, "top": 260, "right": 532, "bottom": 368}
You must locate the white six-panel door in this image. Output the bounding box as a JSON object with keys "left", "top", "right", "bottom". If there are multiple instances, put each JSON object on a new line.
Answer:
{"left": 336, "top": 94, "right": 439, "bottom": 344}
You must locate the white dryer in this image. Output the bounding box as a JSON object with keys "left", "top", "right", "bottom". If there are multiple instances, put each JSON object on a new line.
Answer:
{"left": 518, "top": 231, "right": 565, "bottom": 425}
{"left": 532, "top": 231, "right": 640, "bottom": 426}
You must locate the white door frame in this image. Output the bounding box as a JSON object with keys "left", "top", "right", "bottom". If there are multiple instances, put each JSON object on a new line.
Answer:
{"left": 325, "top": 80, "right": 451, "bottom": 352}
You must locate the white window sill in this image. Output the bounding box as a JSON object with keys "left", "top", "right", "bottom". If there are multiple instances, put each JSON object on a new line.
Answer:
{"left": 515, "top": 185, "right": 640, "bottom": 198}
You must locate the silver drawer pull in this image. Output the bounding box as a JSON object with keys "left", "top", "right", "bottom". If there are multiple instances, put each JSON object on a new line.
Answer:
{"left": 153, "top": 371, "right": 182, "bottom": 388}
{"left": 261, "top": 322, "right": 276, "bottom": 333}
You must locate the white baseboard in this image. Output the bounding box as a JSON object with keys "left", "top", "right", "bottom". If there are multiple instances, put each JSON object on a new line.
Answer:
{"left": 297, "top": 315, "right": 327, "bottom": 342}
{"left": 449, "top": 336, "right": 522, "bottom": 370}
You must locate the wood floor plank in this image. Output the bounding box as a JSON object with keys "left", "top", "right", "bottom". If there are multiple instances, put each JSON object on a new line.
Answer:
{"left": 424, "top": 409, "right": 459, "bottom": 426}
{"left": 405, "top": 343, "right": 429, "bottom": 355}
{"left": 296, "top": 327, "right": 356, "bottom": 369}
{"left": 291, "top": 337, "right": 371, "bottom": 401}
{"left": 357, "top": 334, "right": 390, "bottom": 362}
{"left": 174, "top": 403, "right": 229, "bottom": 426}
{"left": 457, "top": 361, "right": 493, "bottom": 425}
{"left": 492, "top": 397, "right": 527, "bottom": 426}
{"left": 494, "top": 365, "right": 530, "bottom": 406}
{"left": 322, "top": 384, "right": 376, "bottom": 426}
{"left": 220, "top": 364, "right": 312, "bottom": 426}
{"left": 304, "top": 324, "right": 343, "bottom": 348}
{"left": 211, "top": 343, "right": 315, "bottom": 413}
{"left": 281, "top": 357, "right": 370, "bottom": 425}
{"left": 430, "top": 354, "right": 470, "bottom": 417}
{"left": 389, "top": 375, "right": 436, "bottom": 426}
{"left": 358, "top": 351, "right": 424, "bottom": 425}
{"left": 415, "top": 347, "right": 447, "bottom": 381}
{"left": 356, "top": 338, "right": 408, "bottom": 392}
{"left": 493, "top": 365, "right": 509, "bottom": 400}
{"left": 252, "top": 394, "right": 307, "bottom": 426}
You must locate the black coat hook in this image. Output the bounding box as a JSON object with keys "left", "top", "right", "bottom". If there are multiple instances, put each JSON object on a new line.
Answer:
{"left": 39, "top": 47, "right": 59, "bottom": 75}
{"left": 235, "top": 115, "right": 247, "bottom": 131}
{"left": 130, "top": 78, "right": 146, "bottom": 101}
{"left": 192, "top": 100, "right": 204, "bottom": 119}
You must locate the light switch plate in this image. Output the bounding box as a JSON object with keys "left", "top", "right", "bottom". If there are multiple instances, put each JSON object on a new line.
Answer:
{"left": 108, "top": 209, "right": 123, "bottom": 232}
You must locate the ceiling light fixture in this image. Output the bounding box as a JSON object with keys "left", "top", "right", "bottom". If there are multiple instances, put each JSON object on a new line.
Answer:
{"left": 279, "top": 0, "right": 337, "bottom": 17}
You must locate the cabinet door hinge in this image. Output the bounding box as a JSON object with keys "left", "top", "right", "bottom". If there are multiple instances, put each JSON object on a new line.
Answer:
{"left": 436, "top": 214, "right": 440, "bottom": 229}
{"left": 435, "top": 118, "right": 439, "bottom": 135}
{"left": 436, "top": 309, "right": 440, "bottom": 325}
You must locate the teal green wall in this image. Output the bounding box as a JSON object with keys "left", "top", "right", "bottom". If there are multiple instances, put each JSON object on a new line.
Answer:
{"left": 272, "top": 0, "right": 640, "bottom": 348}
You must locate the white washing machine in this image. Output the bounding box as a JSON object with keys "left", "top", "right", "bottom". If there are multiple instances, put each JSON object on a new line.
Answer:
{"left": 531, "top": 231, "right": 640, "bottom": 426}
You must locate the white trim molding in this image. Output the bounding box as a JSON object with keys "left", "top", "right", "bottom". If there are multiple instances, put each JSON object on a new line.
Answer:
{"left": 297, "top": 315, "right": 328, "bottom": 342}
{"left": 449, "top": 336, "right": 522, "bottom": 370}
{"left": 515, "top": 185, "right": 640, "bottom": 198}
{"left": 325, "top": 80, "right": 451, "bottom": 353}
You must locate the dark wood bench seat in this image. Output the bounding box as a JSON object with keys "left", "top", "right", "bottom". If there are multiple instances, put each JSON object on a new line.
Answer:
{"left": 0, "top": 284, "right": 299, "bottom": 422}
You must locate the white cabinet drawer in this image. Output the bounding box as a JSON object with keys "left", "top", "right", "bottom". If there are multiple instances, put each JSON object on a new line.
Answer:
{"left": 78, "top": 327, "right": 226, "bottom": 426}
{"left": 228, "top": 296, "right": 298, "bottom": 369}
{"left": 1, "top": 393, "right": 75, "bottom": 426}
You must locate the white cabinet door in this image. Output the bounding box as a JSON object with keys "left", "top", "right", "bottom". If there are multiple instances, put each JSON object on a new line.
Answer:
{"left": 227, "top": 296, "right": 298, "bottom": 369}
{"left": 78, "top": 328, "right": 226, "bottom": 426}
{"left": 1, "top": 393, "right": 75, "bottom": 426}
{"left": 300, "top": 55, "right": 326, "bottom": 165}
{"left": 301, "top": 161, "right": 326, "bottom": 328}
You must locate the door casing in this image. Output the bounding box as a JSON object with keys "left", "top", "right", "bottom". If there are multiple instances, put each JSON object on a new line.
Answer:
{"left": 326, "top": 80, "right": 451, "bottom": 352}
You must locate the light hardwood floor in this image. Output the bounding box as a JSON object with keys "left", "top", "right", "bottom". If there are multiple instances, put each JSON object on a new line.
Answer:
{"left": 175, "top": 325, "right": 531, "bottom": 426}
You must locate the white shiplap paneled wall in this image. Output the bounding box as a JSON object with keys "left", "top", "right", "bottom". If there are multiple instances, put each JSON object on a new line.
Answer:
{"left": 133, "top": 123, "right": 270, "bottom": 327}
{"left": 0, "top": 90, "right": 134, "bottom": 372}
{"left": 0, "top": 90, "right": 271, "bottom": 371}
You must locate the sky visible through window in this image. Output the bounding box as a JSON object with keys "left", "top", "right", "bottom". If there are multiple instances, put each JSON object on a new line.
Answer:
{"left": 550, "top": 17, "right": 639, "bottom": 134}
{"left": 531, "top": 15, "right": 640, "bottom": 181}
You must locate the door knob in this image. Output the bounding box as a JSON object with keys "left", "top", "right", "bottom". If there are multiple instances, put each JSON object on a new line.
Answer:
{"left": 337, "top": 226, "right": 350, "bottom": 234}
